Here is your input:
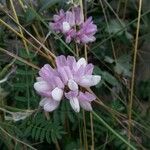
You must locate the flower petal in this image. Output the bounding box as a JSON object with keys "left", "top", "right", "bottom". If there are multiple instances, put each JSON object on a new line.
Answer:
{"left": 78, "top": 75, "right": 92, "bottom": 87}
{"left": 62, "top": 21, "right": 71, "bottom": 33}
{"left": 34, "top": 81, "right": 50, "bottom": 93}
{"left": 64, "top": 66, "right": 73, "bottom": 79}
{"left": 80, "top": 35, "right": 96, "bottom": 44}
{"left": 56, "top": 55, "right": 67, "bottom": 68}
{"left": 78, "top": 91, "right": 96, "bottom": 102}
{"left": 76, "top": 16, "right": 97, "bottom": 44}
{"left": 39, "top": 64, "right": 56, "bottom": 79}
{"left": 36, "top": 77, "right": 43, "bottom": 82}
{"left": 67, "top": 56, "right": 76, "bottom": 70}
{"left": 39, "top": 98, "right": 51, "bottom": 107}
{"left": 54, "top": 77, "right": 64, "bottom": 89}
{"left": 65, "top": 90, "right": 78, "bottom": 99}
{"left": 73, "top": 6, "right": 84, "bottom": 25}
{"left": 92, "top": 75, "right": 101, "bottom": 86}
{"left": 79, "top": 101, "right": 92, "bottom": 111}
{"left": 79, "top": 75, "right": 101, "bottom": 87}
{"left": 74, "top": 65, "right": 85, "bottom": 82}
{"left": 65, "top": 35, "right": 71, "bottom": 43}
{"left": 51, "top": 87, "right": 63, "bottom": 101}
{"left": 57, "top": 67, "right": 68, "bottom": 84}
{"left": 68, "top": 79, "right": 78, "bottom": 91}
{"left": 70, "top": 97, "right": 80, "bottom": 112}
{"left": 44, "top": 99, "right": 60, "bottom": 112}
{"left": 65, "top": 11, "right": 75, "bottom": 26}
{"left": 84, "top": 64, "right": 94, "bottom": 75}
{"left": 76, "top": 58, "right": 87, "bottom": 70}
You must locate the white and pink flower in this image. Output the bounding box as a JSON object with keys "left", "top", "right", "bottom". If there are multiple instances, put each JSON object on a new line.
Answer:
{"left": 49, "top": 7, "right": 97, "bottom": 44}
{"left": 34, "top": 56, "right": 101, "bottom": 112}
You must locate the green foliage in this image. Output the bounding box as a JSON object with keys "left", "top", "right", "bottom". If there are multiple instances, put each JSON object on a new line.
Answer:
{"left": 38, "top": 0, "right": 60, "bottom": 12}
{"left": 138, "top": 80, "right": 150, "bottom": 101}
{"left": 24, "top": 8, "right": 37, "bottom": 23}
{"left": 53, "top": 100, "right": 80, "bottom": 125}
{"left": 105, "top": 19, "right": 126, "bottom": 36}
{"left": 20, "top": 112, "right": 65, "bottom": 144}
{"left": 104, "top": 54, "right": 132, "bottom": 77}
{"left": 94, "top": 66, "right": 119, "bottom": 87}
{"left": 11, "top": 49, "right": 39, "bottom": 109}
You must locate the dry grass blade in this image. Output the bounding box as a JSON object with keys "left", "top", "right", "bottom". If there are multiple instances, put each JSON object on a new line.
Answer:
{"left": 0, "top": 125, "right": 37, "bottom": 150}
{"left": 128, "top": 0, "right": 143, "bottom": 149}
{"left": 0, "top": 48, "right": 39, "bottom": 70}
{"left": 9, "top": 0, "right": 29, "bottom": 55}
{"left": 0, "top": 18, "right": 53, "bottom": 61}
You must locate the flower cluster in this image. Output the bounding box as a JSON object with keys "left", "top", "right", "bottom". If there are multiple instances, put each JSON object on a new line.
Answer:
{"left": 50, "top": 7, "right": 97, "bottom": 44}
{"left": 34, "top": 55, "right": 101, "bottom": 112}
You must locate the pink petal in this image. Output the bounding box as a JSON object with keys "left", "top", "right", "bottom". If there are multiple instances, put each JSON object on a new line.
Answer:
{"left": 73, "top": 65, "right": 85, "bottom": 82}
{"left": 34, "top": 81, "right": 51, "bottom": 97}
{"left": 79, "top": 75, "right": 101, "bottom": 87}
{"left": 78, "top": 91, "right": 96, "bottom": 102}
{"left": 66, "top": 56, "right": 76, "bottom": 70}
{"left": 34, "top": 81, "right": 50, "bottom": 93}
{"left": 68, "top": 79, "right": 78, "bottom": 91}
{"left": 62, "top": 21, "right": 71, "bottom": 33}
{"left": 64, "top": 66, "right": 73, "bottom": 79}
{"left": 65, "top": 90, "right": 78, "bottom": 100}
{"left": 65, "top": 11, "right": 75, "bottom": 27}
{"left": 79, "top": 101, "right": 92, "bottom": 111}
{"left": 84, "top": 64, "right": 94, "bottom": 75}
{"left": 57, "top": 67, "right": 68, "bottom": 84}
{"left": 39, "top": 98, "right": 49, "bottom": 107}
{"left": 39, "top": 64, "right": 56, "bottom": 80}
{"left": 70, "top": 97, "right": 80, "bottom": 112}
{"left": 56, "top": 55, "right": 67, "bottom": 68}
{"left": 66, "top": 35, "right": 71, "bottom": 43}
{"left": 76, "top": 58, "right": 87, "bottom": 70}
{"left": 65, "top": 29, "right": 76, "bottom": 43}
{"left": 44, "top": 99, "right": 60, "bottom": 112}
{"left": 51, "top": 87, "right": 63, "bottom": 101}
{"left": 73, "top": 6, "right": 84, "bottom": 25}
{"left": 54, "top": 77, "right": 64, "bottom": 89}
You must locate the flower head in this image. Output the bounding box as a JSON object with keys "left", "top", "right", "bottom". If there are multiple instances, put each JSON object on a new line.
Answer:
{"left": 34, "top": 56, "right": 101, "bottom": 112}
{"left": 50, "top": 7, "right": 97, "bottom": 44}
{"left": 76, "top": 17, "right": 97, "bottom": 44}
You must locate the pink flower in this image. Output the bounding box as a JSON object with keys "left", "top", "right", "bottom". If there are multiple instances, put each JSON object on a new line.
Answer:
{"left": 34, "top": 56, "right": 101, "bottom": 112}
{"left": 76, "top": 17, "right": 97, "bottom": 44}
{"left": 50, "top": 7, "right": 97, "bottom": 44}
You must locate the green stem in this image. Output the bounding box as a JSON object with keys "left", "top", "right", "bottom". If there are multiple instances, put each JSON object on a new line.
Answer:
{"left": 92, "top": 111, "right": 137, "bottom": 150}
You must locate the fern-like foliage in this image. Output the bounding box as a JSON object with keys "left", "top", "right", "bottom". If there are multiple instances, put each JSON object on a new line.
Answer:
{"left": 10, "top": 49, "right": 39, "bottom": 109}
{"left": 20, "top": 112, "right": 66, "bottom": 145}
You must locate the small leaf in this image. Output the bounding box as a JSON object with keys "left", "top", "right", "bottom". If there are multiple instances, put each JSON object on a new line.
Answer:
{"left": 40, "top": 129, "right": 46, "bottom": 142}
{"left": 46, "top": 129, "right": 51, "bottom": 144}
{"left": 125, "top": 31, "right": 133, "bottom": 40}
{"left": 25, "top": 8, "right": 37, "bottom": 23}
{"left": 114, "top": 54, "right": 132, "bottom": 77}
{"left": 102, "top": 71, "right": 119, "bottom": 86}
{"left": 104, "top": 56, "right": 114, "bottom": 64}
{"left": 106, "top": 19, "right": 126, "bottom": 36}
